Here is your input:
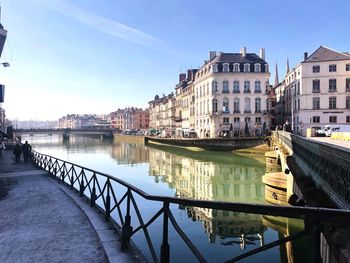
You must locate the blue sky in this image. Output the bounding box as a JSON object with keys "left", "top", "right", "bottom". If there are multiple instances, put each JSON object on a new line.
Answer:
{"left": 1, "top": 0, "right": 349, "bottom": 120}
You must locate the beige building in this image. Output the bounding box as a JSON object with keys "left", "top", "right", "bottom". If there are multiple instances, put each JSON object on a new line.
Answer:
{"left": 193, "top": 48, "right": 271, "bottom": 138}
{"left": 174, "top": 69, "right": 197, "bottom": 136}
{"left": 148, "top": 93, "right": 176, "bottom": 135}
{"left": 277, "top": 46, "right": 350, "bottom": 135}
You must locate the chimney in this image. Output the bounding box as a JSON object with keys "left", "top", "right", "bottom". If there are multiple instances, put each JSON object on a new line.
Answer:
{"left": 304, "top": 52, "right": 308, "bottom": 61}
{"left": 209, "top": 51, "right": 216, "bottom": 61}
{"left": 187, "top": 69, "right": 192, "bottom": 81}
{"left": 179, "top": 73, "right": 186, "bottom": 83}
{"left": 240, "top": 47, "right": 247, "bottom": 57}
{"left": 259, "top": 48, "right": 265, "bottom": 60}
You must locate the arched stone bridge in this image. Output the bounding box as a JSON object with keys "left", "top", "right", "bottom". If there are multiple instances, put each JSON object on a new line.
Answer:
{"left": 273, "top": 131, "right": 350, "bottom": 209}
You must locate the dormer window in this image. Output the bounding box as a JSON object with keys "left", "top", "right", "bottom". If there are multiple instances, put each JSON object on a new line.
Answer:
{"left": 233, "top": 63, "right": 240, "bottom": 72}
{"left": 244, "top": 63, "right": 250, "bottom": 72}
{"left": 223, "top": 63, "right": 230, "bottom": 72}
{"left": 254, "top": 64, "right": 261, "bottom": 72}
{"left": 213, "top": 64, "right": 218, "bottom": 73}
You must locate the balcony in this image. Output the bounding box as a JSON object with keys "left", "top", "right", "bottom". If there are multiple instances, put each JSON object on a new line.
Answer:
{"left": 233, "top": 90, "right": 240, "bottom": 94}
{"left": 312, "top": 89, "right": 320, "bottom": 93}
{"left": 255, "top": 110, "right": 262, "bottom": 114}
{"left": 222, "top": 110, "right": 230, "bottom": 114}
{"left": 244, "top": 110, "right": 251, "bottom": 114}
{"left": 233, "top": 110, "right": 240, "bottom": 114}
{"left": 243, "top": 89, "right": 251, "bottom": 94}
{"left": 254, "top": 90, "right": 262, "bottom": 93}
{"left": 222, "top": 90, "right": 230, "bottom": 94}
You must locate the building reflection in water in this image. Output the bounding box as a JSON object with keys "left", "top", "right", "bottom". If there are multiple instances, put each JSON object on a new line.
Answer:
{"left": 111, "top": 141, "right": 149, "bottom": 165}
{"left": 147, "top": 143, "right": 267, "bottom": 250}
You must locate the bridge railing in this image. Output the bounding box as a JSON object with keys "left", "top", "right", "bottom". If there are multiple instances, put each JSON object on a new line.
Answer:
{"left": 274, "top": 131, "right": 350, "bottom": 209}
{"left": 32, "top": 150, "right": 350, "bottom": 263}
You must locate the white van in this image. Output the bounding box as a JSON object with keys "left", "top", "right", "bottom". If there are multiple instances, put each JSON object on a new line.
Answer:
{"left": 324, "top": 125, "right": 350, "bottom": 137}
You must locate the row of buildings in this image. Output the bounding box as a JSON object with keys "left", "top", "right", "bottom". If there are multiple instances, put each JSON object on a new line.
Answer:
{"left": 58, "top": 107, "right": 150, "bottom": 131}
{"left": 148, "top": 46, "right": 350, "bottom": 137}
{"left": 58, "top": 46, "right": 350, "bottom": 138}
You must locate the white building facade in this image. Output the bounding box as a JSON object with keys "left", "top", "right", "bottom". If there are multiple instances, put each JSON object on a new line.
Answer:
{"left": 280, "top": 46, "right": 350, "bottom": 135}
{"left": 193, "top": 48, "right": 271, "bottom": 138}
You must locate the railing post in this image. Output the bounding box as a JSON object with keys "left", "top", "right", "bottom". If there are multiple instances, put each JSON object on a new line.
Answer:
{"left": 160, "top": 201, "right": 170, "bottom": 263}
{"left": 90, "top": 173, "right": 96, "bottom": 207}
{"left": 79, "top": 178, "right": 84, "bottom": 197}
{"left": 105, "top": 180, "right": 111, "bottom": 220}
{"left": 121, "top": 190, "right": 133, "bottom": 249}
{"left": 306, "top": 218, "right": 322, "bottom": 263}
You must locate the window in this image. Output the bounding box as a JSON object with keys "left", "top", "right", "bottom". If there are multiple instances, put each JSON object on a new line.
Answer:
{"left": 244, "top": 63, "right": 250, "bottom": 72}
{"left": 245, "top": 117, "right": 251, "bottom": 123}
{"left": 212, "top": 99, "right": 218, "bottom": 113}
{"left": 234, "top": 117, "right": 240, "bottom": 123}
{"left": 255, "top": 117, "right": 261, "bottom": 124}
{"left": 255, "top": 98, "right": 261, "bottom": 113}
{"left": 233, "top": 63, "right": 240, "bottom": 72}
{"left": 329, "top": 64, "right": 336, "bottom": 72}
{"left": 254, "top": 64, "right": 261, "bottom": 72}
{"left": 233, "top": 81, "right": 240, "bottom": 93}
{"left": 223, "top": 117, "right": 229, "bottom": 124}
{"left": 329, "top": 96, "right": 337, "bottom": 109}
{"left": 254, "top": 81, "right": 261, "bottom": 93}
{"left": 213, "top": 64, "right": 218, "bottom": 73}
{"left": 347, "top": 116, "right": 350, "bottom": 123}
{"left": 346, "top": 78, "right": 350, "bottom": 92}
{"left": 329, "top": 79, "right": 337, "bottom": 92}
{"left": 222, "top": 81, "right": 229, "bottom": 93}
{"left": 207, "top": 83, "right": 209, "bottom": 95}
{"left": 223, "top": 98, "right": 229, "bottom": 113}
{"left": 212, "top": 81, "right": 218, "bottom": 93}
{"left": 346, "top": 96, "right": 350, "bottom": 109}
{"left": 223, "top": 63, "right": 230, "bottom": 72}
{"left": 313, "top": 65, "right": 320, "bottom": 73}
{"left": 347, "top": 64, "right": 350, "bottom": 71}
{"left": 233, "top": 98, "right": 240, "bottom": 113}
{"left": 244, "top": 98, "right": 251, "bottom": 113}
{"left": 312, "top": 80, "right": 320, "bottom": 93}
{"left": 312, "top": 116, "right": 320, "bottom": 123}
{"left": 329, "top": 116, "right": 337, "bottom": 123}
{"left": 313, "top": 97, "right": 320, "bottom": 110}
{"left": 297, "top": 82, "right": 300, "bottom": 95}
{"left": 244, "top": 81, "right": 250, "bottom": 93}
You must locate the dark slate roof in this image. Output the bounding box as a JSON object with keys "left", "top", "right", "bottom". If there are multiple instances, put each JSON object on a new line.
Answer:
{"left": 304, "top": 46, "right": 350, "bottom": 62}
{"left": 210, "top": 53, "right": 267, "bottom": 64}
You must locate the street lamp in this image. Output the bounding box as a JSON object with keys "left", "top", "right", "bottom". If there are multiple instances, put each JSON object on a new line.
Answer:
{"left": 0, "top": 62, "right": 9, "bottom": 67}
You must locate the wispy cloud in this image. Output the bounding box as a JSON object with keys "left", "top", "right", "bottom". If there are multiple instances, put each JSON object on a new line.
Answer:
{"left": 37, "top": 0, "right": 166, "bottom": 50}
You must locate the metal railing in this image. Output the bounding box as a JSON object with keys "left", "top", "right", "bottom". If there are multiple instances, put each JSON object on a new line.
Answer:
{"left": 32, "top": 150, "right": 350, "bottom": 263}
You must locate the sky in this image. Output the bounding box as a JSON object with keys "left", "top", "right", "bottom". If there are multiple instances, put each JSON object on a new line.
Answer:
{"left": 1, "top": 0, "right": 349, "bottom": 121}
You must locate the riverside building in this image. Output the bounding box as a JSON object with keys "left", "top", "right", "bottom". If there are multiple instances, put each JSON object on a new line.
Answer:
{"left": 276, "top": 46, "right": 350, "bottom": 135}
{"left": 193, "top": 48, "right": 271, "bottom": 138}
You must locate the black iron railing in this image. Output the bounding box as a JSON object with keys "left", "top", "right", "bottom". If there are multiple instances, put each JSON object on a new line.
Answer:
{"left": 32, "top": 150, "right": 350, "bottom": 263}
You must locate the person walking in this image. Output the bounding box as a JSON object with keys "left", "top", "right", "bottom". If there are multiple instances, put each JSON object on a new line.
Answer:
{"left": 13, "top": 143, "right": 22, "bottom": 163}
{"left": 22, "top": 141, "right": 32, "bottom": 163}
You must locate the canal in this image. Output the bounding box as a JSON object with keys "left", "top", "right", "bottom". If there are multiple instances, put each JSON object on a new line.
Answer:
{"left": 24, "top": 134, "right": 307, "bottom": 263}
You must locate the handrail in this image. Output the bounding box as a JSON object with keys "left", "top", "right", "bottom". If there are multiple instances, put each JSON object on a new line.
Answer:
{"left": 31, "top": 150, "right": 350, "bottom": 262}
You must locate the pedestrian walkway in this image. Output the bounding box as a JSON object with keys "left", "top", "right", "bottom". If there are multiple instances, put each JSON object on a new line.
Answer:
{"left": 0, "top": 150, "right": 139, "bottom": 263}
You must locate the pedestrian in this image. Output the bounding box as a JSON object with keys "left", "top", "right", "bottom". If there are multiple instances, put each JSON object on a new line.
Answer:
{"left": 13, "top": 143, "right": 21, "bottom": 163}
{"left": 0, "top": 141, "right": 5, "bottom": 157}
{"left": 22, "top": 141, "right": 32, "bottom": 163}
